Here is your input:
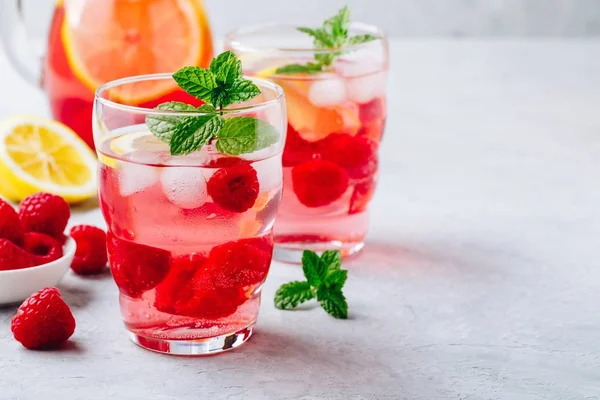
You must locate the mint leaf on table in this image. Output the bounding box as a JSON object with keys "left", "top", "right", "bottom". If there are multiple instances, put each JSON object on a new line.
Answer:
{"left": 146, "top": 51, "right": 279, "bottom": 155}
{"left": 169, "top": 114, "right": 224, "bottom": 155}
{"left": 275, "top": 6, "right": 378, "bottom": 75}
{"left": 274, "top": 281, "right": 315, "bottom": 309}
{"left": 274, "top": 250, "right": 349, "bottom": 319}
{"left": 215, "top": 116, "right": 279, "bottom": 155}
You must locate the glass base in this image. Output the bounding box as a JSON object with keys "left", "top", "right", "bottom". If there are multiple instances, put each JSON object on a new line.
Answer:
{"left": 127, "top": 323, "right": 255, "bottom": 355}
{"left": 273, "top": 238, "right": 364, "bottom": 264}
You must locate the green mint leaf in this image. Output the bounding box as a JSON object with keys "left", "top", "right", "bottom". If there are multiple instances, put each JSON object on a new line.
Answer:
{"left": 320, "top": 250, "right": 342, "bottom": 272}
{"left": 169, "top": 114, "right": 224, "bottom": 155}
{"left": 274, "top": 281, "right": 315, "bottom": 309}
{"left": 212, "top": 79, "right": 261, "bottom": 108}
{"left": 298, "top": 27, "right": 335, "bottom": 48}
{"left": 325, "top": 6, "right": 350, "bottom": 43}
{"left": 275, "top": 62, "right": 323, "bottom": 75}
{"left": 197, "top": 104, "right": 217, "bottom": 113}
{"left": 145, "top": 102, "right": 197, "bottom": 143}
{"left": 172, "top": 67, "right": 216, "bottom": 103}
{"left": 325, "top": 269, "right": 348, "bottom": 289}
{"left": 348, "top": 34, "right": 377, "bottom": 45}
{"left": 209, "top": 50, "right": 243, "bottom": 84}
{"left": 302, "top": 250, "right": 325, "bottom": 287}
{"left": 215, "top": 116, "right": 279, "bottom": 155}
{"left": 316, "top": 286, "right": 348, "bottom": 319}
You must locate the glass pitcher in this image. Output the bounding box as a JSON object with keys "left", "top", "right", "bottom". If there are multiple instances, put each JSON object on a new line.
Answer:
{"left": 0, "top": 0, "right": 214, "bottom": 149}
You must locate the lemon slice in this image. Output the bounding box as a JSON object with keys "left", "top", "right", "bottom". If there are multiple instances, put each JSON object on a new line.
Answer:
{"left": 0, "top": 115, "right": 97, "bottom": 203}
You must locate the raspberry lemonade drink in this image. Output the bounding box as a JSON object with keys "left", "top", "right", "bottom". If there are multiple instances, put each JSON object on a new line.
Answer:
{"left": 93, "top": 52, "right": 286, "bottom": 354}
{"left": 225, "top": 7, "right": 388, "bottom": 261}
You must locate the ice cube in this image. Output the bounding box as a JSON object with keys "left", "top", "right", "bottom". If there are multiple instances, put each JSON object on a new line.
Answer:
{"left": 253, "top": 155, "right": 283, "bottom": 193}
{"left": 346, "top": 71, "right": 387, "bottom": 104}
{"left": 119, "top": 151, "right": 161, "bottom": 197}
{"left": 308, "top": 76, "right": 347, "bottom": 107}
{"left": 160, "top": 166, "right": 207, "bottom": 209}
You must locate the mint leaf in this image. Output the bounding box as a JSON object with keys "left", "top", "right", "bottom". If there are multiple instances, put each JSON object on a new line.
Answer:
{"left": 320, "top": 250, "right": 342, "bottom": 272}
{"left": 197, "top": 104, "right": 217, "bottom": 113}
{"left": 145, "top": 102, "right": 197, "bottom": 143}
{"left": 274, "top": 281, "right": 315, "bottom": 309}
{"left": 325, "top": 269, "right": 347, "bottom": 289}
{"left": 169, "top": 114, "right": 223, "bottom": 155}
{"left": 348, "top": 34, "right": 377, "bottom": 45}
{"left": 298, "top": 27, "right": 335, "bottom": 48}
{"left": 172, "top": 67, "right": 216, "bottom": 103}
{"left": 276, "top": 62, "right": 323, "bottom": 75}
{"left": 324, "top": 6, "right": 350, "bottom": 43}
{"left": 212, "top": 79, "right": 261, "bottom": 108}
{"left": 316, "top": 286, "right": 348, "bottom": 319}
{"left": 302, "top": 250, "right": 325, "bottom": 287}
{"left": 215, "top": 116, "right": 279, "bottom": 155}
{"left": 210, "top": 50, "right": 242, "bottom": 84}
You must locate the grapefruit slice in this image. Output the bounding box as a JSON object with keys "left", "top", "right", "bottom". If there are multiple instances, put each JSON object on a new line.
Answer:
{"left": 61, "top": 0, "right": 213, "bottom": 104}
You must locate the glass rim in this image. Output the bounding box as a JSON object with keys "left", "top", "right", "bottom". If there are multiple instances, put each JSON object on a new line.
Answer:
{"left": 94, "top": 73, "right": 285, "bottom": 116}
{"left": 224, "top": 21, "right": 387, "bottom": 55}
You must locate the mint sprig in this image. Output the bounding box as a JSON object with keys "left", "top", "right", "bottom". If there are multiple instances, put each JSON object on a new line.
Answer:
{"left": 145, "top": 51, "right": 278, "bottom": 155}
{"left": 274, "top": 250, "right": 348, "bottom": 319}
{"left": 275, "top": 6, "right": 378, "bottom": 75}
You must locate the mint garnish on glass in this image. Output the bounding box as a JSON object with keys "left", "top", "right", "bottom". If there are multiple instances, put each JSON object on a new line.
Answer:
{"left": 275, "top": 6, "right": 377, "bottom": 75}
{"left": 275, "top": 250, "right": 349, "bottom": 319}
{"left": 146, "top": 51, "right": 279, "bottom": 156}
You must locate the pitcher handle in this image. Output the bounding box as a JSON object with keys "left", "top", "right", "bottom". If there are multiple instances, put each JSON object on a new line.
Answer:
{"left": 0, "top": 0, "right": 49, "bottom": 87}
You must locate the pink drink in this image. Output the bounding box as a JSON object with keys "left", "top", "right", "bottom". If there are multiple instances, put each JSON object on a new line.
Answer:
{"left": 98, "top": 133, "right": 282, "bottom": 351}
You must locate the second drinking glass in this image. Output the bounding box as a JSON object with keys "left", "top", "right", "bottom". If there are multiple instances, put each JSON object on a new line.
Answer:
{"left": 225, "top": 20, "right": 388, "bottom": 262}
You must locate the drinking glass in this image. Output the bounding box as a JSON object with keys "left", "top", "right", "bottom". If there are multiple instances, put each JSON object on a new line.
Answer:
{"left": 225, "top": 23, "right": 388, "bottom": 262}
{"left": 93, "top": 73, "right": 286, "bottom": 355}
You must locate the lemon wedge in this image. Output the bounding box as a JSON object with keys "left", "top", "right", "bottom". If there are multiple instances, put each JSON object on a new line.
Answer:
{"left": 0, "top": 115, "right": 97, "bottom": 203}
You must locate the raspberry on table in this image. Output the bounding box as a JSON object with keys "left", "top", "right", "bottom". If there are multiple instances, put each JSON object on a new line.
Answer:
{"left": 107, "top": 233, "right": 171, "bottom": 298}
{"left": 69, "top": 225, "right": 108, "bottom": 275}
{"left": 0, "top": 238, "right": 34, "bottom": 271}
{"left": 292, "top": 160, "right": 350, "bottom": 208}
{"left": 207, "top": 163, "right": 259, "bottom": 213}
{"left": 18, "top": 192, "right": 70, "bottom": 239}
{"left": 11, "top": 287, "right": 76, "bottom": 349}
{"left": 0, "top": 199, "right": 24, "bottom": 245}
{"left": 22, "top": 232, "right": 64, "bottom": 266}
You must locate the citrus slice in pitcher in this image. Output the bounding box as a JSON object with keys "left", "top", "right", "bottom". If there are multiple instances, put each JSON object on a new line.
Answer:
{"left": 61, "top": 0, "right": 213, "bottom": 104}
{"left": 0, "top": 116, "right": 97, "bottom": 203}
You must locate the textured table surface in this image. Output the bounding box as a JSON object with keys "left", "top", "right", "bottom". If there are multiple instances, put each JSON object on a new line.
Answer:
{"left": 1, "top": 40, "right": 599, "bottom": 400}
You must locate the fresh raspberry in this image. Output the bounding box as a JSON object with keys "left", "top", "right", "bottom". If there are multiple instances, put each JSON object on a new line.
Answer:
{"left": 207, "top": 235, "right": 273, "bottom": 289}
{"left": 0, "top": 199, "right": 24, "bottom": 244}
{"left": 11, "top": 287, "right": 76, "bottom": 349}
{"left": 155, "top": 253, "right": 207, "bottom": 315}
{"left": 19, "top": 193, "right": 70, "bottom": 239}
{"left": 349, "top": 179, "right": 377, "bottom": 214}
{"left": 282, "top": 124, "right": 318, "bottom": 167}
{"left": 207, "top": 164, "right": 259, "bottom": 213}
{"left": 22, "top": 232, "right": 63, "bottom": 266}
{"left": 0, "top": 239, "right": 33, "bottom": 271}
{"left": 292, "top": 160, "right": 349, "bottom": 207}
{"left": 359, "top": 97, "right": 385, "bottom": 125}
{"left": 206, "top": 156, "right": 248, "bottom": 168}
{"left": 319, "top": 133, "right": 378, "bottom": 179}
{"left": 69, "top": 225, "right": 108, "bottom": 275}
{"left": 106, "top": 233, "right": 171, "bottom": 298}
{"left": 177, "top": 284, "right": 246, "bottom": 319}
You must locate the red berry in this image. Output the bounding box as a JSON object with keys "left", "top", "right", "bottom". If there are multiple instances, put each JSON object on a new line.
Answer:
{"left": 0, "top": 238, "right": 34, "bottom": 271}
{"left": 0, "top": 199, "right": 24, "bottom": 245}
{"left": 69, "top": 225, "right": 108, "bottom": 275}
{"left": 292, "top": 160, "right": 349, "bottom": 207}
{"left": 359, "top": 97, "right": 385, "bottom": 125}
{"left": 207, "top": 164, "right": 259, "bottom": 213}
{"left": 177, "top": 284, "right": 246, "bottom": 319}
{"left": 349, "top": 179, "right": 377, "bottom": 214}
{"left": 19, "top": 193, "right": 70, "bottom": 239}
{"left": 319, "top": 133, "right": 378, "bottom": 179}
{"left": 11, "top": 287, "right": 76, "bottom": 349}
{"left": 283, "top": 124, "right": 318, "bottom": 167}
{"left": 154, "top": 253, "right": 207, "bottom": 315}
{"left": 206, "top": 156, "right": 248, "bottom": 168}
{"left": 207, "top": 236, "right": 273, "bottom": 289}
{"left": 22, "top": 232, "right": 63, "bottom": 266}
{"left": 106, "top": 233, "right": 171, "bottom": 298}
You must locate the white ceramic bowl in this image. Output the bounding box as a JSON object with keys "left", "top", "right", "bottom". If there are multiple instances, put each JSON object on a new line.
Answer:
{"left": 0, "top": 237, "right": 76, "bottom": 305}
